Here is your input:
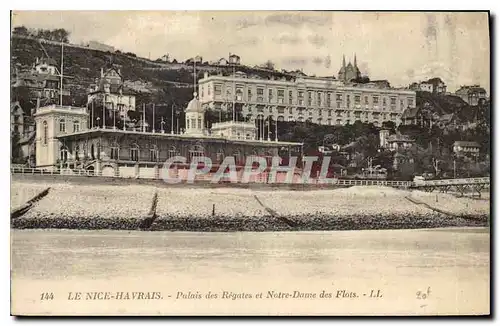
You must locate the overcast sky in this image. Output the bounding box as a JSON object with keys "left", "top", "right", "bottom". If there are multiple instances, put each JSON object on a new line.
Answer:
{"left": 11, "top": 11, "right": 490, "bottom": 92}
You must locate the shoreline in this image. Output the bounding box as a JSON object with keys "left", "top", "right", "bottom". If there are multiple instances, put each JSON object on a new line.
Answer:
{"left": 12, "top": 213, "right": 489, "bottom": 232}
{"left": 11, "top": 179, "right": 490, "bottom": 232}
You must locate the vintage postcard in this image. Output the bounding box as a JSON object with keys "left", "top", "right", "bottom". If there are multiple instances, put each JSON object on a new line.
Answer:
{"left": 10, "top": 11, "right": 490, "bottom": 316}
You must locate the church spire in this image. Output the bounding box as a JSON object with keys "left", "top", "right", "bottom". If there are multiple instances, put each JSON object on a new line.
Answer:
{"left": 354, "top": 53, "right": 357, "bottom": 67}
{"left": 342, "top": 54, "right": 346, "bottom": 70}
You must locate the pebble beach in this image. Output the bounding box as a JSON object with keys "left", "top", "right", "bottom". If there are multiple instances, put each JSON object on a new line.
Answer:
{"left": 10, "top": 179, "right": 490, "bottom": 231}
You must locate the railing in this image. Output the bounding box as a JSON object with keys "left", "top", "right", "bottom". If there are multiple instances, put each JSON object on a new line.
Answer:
{"left": 10, "top": 167, "right": 489, "bottom": 188}
{"left": 417, "top": 177, "right": 490, "bottom": 187}
{"left": 10, "top": 167, "right": 95, "bottom": 176}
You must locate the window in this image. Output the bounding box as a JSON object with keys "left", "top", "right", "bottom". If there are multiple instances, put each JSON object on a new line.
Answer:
{"left": 187, "top": 119, "right": 190, "bottom": 129}
{"left": 382, "top": 98, "right": 387, "bottom": 106}
{"left": 59, "top": 119, "right": 66, "bottom": 133}
{"left": 328, "top": 109, "right": 332, "bottom": 117}
{"left": 318, "top": 109, "right": 322, "bottom": 116}
{"left": 214, "top": 84, "right": 222, "bottom": 96}
{"left": 226, "top": 88, "right": 232, "bottom": 100}
{"left": 42, "top": 121, "right": 48, "bottom": 145}
{"left": 216, "top": 148, "right": 224, "bottom": 163}
{"left": 355, "top": 95, "right": 361, "bottom": 103}
{"left": 336, "top": 94, "right": 342, "bottom": 101}
{"left": 298, "top": 91, "right": 305, "bottom": 105}
{"left": 59, "top": 146, "right": 68, "bottom": 162}
{"left": 373, "top": 96, "right": 379, "bottom": 105}
{"left": 248, "top": 89, "right": 252, "bottom": 101}
{"left": 309, "top": 110, "right": 313, "bottom": 116}
{"left": 167, "top": 146, "right": 178, "bottom": 160}
{"left": 269, "top": 107, "right": 273, "bottom": 113}
{"left": 257, "top": 88, "right": 264, "bottom": 102}
{"left": 317, "top": 93, "right": 322, "bottom": 106}
{"left": 289, "top": 107, "right": 293, "bottom": 114}
{"left": 355, "top": 112, "right": 361, "bottom": 119}
{"left": 277, "top": 89, "right": 284, "bottom": 104}
{"left": 336, "top": 111, "right": 342, "bottom": 117}
{"left": 278, "top": 107, "right": 285, "bottom": 114}
{"left": 110, "top": 143, "right": 119, "bottom": 160}
{"left": 198, "top": 118, "right": 202, "bottom": 129}
{"left": 308, "top": 92, "right": 313, "bottom": 106}
{"left": 73, "top": 121, "right": 80, "bottom": 133}
{"left": 288, "top": 90, "right": 293, "bottom": 104}
{"left": 208, "top": 85, "right": 211, "bottom": 96}
{"left": 336, "top": 119, "right": 342, "bottom": 125}
{"left": 268, "top": 89, "right": 273, "bottom": 103}
{"left": 150, "top": 146, "right": 158, "bottom": 162}
{"left": 390, "top": 97, "right": 397, "bottom": 105}
{"left": 400, "top": 100, "right": 405, "bottom": 109}
{"left": 336, "top": 101, "right": 341, "bottom": 108}
{"left": 189, "top": 144, "right": 204, "bottom": 161}
{"left": 130, "top": 144, "right": 139, "bottom": 161}
{"left": 364, "top": 96, "right": 369, "bottom": 105}
{"left": 236, "top": 89, "right": 243, "bottom": 101}
{"left": 408, "top": 98, "right": 414, "bottom": 107}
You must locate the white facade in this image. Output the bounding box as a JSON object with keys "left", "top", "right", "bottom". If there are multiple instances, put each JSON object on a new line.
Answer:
{"left": 185, "top": 93, "right": 205, "bottom": 136}
{"left": 211, "top": 121, "right": 257, "bottom": 140}
{"left": 198, "top": 73, "right": 416, "bottom": 127}
{"left": 33, "top": 105, "right": 89, "bottom": 169}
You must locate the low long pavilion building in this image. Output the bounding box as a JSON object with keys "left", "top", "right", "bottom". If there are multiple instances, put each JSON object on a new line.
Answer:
{"left": 33, "top": 93, "right": 302, "bottom": 179}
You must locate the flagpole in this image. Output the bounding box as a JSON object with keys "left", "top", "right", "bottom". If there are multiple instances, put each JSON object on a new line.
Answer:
{"left": 233, "top": 65, "right": 235, "bottom": 123}
{"left": 102, "top": 94, "right": 106, "bottom": 129}
{"left": 113, "top": 103, "right": 116, "bottom": 130}
{"left": 142, "top": 103, "right": 146, "bottom": 132}
{"left": 91, "top": 101, "right": 94, "bottom": 129}
{"left": 59, "top": 41, "right": 64, "bottom": 106}
{"left": 171, "top": 104, "right": 174, "bottom": 134}
{"left": 152, "top": 103, "right": 155, "bottom": 133}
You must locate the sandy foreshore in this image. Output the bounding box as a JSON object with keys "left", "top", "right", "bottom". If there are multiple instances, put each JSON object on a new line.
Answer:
{"left": 10, "top": 179, "right": 490, "bottom": 231}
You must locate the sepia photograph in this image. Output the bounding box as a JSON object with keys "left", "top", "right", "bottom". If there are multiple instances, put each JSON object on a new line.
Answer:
{"left": 9, "top": 10, "right": 490, "bottom": 316}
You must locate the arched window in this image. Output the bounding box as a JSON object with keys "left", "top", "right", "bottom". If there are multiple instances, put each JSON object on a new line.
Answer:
{"left": 189, "top": 144, "right": 204, "bottom": 161}
{"left": 197, "top": 118, "right": 202, "bottom": 129}
{"left": 110, "top": 142, "right": 119, "bottom": 160}
{"left": 59, "top": 119, "right": 66, "bottom": 133}
{"left": 150, "top": 145, "right": 159, "bottom": 162}
{"left": 216, "top": 148, "right": 224, "bottom": 163}
{"left": 42, "top": 121, "right": 48, "bottom": 145}
{"left": 73, "top": 120, "right": 80, "bottom": 133}
{"left": 233, "top": 150, "right": 241, "bottom": 165}
{"left": 236, "top": 89, "right": 243, "bottom": 101}
{"left": 59, "top": 146, "right": 68, "bottom": 162}
{"left": 167, "top": 146, "right": 178, "bottom": 159}
{"left": 130, "top": 143, "right": 140, "bottom": 162}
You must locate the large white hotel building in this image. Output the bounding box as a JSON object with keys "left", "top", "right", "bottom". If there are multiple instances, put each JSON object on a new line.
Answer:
{"left": 198, "top": 71, "right": 416, "bottom": 127}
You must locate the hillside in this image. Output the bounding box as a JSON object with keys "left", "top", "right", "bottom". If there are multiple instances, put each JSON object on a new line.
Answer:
{"left": 11, "top": 35, "right": 295, "bottom": 108}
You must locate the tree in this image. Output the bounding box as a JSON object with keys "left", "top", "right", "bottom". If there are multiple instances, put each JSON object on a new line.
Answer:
{"left": 11, "top": 131, "right": 23, "bottom": 164}
{"left": 12, "top": 26, "right": 29, "bottom": 37}
{"left": 262, "top": 60, "right": 275, "bottom": 70}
